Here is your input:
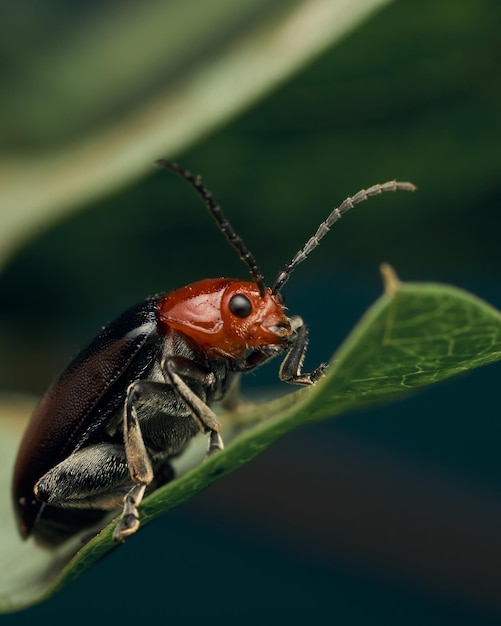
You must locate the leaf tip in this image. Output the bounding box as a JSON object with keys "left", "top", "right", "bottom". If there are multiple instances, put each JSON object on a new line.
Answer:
{"left": 380, "top": 262, "right": 401, "bottom": 296}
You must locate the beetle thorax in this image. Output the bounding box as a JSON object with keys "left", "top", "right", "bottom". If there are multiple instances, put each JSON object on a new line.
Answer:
{"left": 157, "top": 278, "right": 292, "bottom": 358}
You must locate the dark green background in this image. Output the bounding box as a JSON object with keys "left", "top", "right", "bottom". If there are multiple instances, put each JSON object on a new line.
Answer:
{"left": 2, "top": 0, "right": 501, "bottom": 623}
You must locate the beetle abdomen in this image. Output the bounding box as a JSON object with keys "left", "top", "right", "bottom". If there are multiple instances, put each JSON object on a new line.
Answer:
{"left": 13, "top": 297, "right": 164, "bottom": 539}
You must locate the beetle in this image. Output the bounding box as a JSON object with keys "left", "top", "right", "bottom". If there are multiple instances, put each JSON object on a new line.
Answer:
{"left": 12, "top": 160, "right": 415, "bottom": 546}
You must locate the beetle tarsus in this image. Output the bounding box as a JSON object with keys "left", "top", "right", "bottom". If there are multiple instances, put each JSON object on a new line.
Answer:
{"left": 113, "top": 512, "right": 139, "bottom": 542}
{"left": 310, "top": 362, "right": 328, "bottom": 383}
{"left": 114, "top": 484, "right": 144, "bottom": 542}
{"left": 207, "top": 430, "right": 224, "bottom": 457}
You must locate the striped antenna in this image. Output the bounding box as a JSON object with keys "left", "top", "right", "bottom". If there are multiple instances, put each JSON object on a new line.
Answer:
{"left": 271, "top": 180, "right": 416, "bottom": 294}
{"left": 157, "top": 160, "right": 266, "bottom": 297}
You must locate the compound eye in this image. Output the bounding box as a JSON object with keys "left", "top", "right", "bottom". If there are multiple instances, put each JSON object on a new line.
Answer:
{"left": 229, "top": 294, "right": 252, "bottom": 318}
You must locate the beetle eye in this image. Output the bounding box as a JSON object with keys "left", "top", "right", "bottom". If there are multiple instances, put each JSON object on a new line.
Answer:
{"left": 229, "top": 294, "right": 252, "bottom": 318}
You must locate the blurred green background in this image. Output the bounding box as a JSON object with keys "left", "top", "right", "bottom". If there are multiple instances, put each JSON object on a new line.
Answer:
{"left": 1, "top": 0, "right": 501, "bottom": 623}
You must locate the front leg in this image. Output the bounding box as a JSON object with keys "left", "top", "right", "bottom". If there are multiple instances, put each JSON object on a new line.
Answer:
{"left": 279, "top": 316, "right": 327, "bottom": 386}
{"left": 234, "top": 316, "right": 327, "bottom": 385}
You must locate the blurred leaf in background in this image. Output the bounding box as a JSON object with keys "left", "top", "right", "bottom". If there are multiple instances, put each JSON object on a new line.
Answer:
{"left": 0, "top": 0, "right": 389, "bottom": 268}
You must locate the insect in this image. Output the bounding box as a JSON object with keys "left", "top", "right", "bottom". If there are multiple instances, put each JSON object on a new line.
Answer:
{"left": 12, "top": 160, "right": 415, "bottom": 546}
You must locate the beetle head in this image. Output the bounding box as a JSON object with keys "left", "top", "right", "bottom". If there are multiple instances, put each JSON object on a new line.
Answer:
{"left": 158, "top": 278, "right": 291, "bottom": 359}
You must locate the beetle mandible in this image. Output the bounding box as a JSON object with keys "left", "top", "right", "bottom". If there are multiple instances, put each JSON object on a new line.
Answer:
{"left": 12, "top": 160, "right": 415, "bottom": 546}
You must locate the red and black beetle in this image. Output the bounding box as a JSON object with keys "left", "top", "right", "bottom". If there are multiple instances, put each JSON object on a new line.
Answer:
{"left": 12, "top": 160, "right": 415, "bottom": 546}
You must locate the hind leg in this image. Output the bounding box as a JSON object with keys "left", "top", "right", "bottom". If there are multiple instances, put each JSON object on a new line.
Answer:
{"left": 34, "top": 442, "right": 132, "bottom": 511}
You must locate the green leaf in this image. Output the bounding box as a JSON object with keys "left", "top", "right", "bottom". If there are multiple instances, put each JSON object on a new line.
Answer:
{"left": 1, "top": 267, "right": 500, "bottom": 612}
{"left": 0, "top": 0, "right": 392, "bottom": 270}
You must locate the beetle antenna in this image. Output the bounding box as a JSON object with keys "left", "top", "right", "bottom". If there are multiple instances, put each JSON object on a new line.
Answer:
{"left": 157, "top": 160, "right": 267, "bottom": 297}
{"left": 271, "top": 180, "right": 416, "bottom": 294}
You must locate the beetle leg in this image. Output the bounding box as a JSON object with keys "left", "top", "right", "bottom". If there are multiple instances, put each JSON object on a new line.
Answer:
{"left": 114, "top": 382, "right": 156, "bottom": 541}
{"left": 113, "top": 483, "right": 146, "bottom": 541}
{"left": 279, "top": 316, "right": 327, "bottom": 385}
{"left": 123, "top": 383, "right": 155, "bottom": 485}
{"left": 162, "top": 357, "right": 224, "bottom": 456}
{"left": 34, "top": 443, "right": 132, "bottom": 510}
{"left": 115, "top": 361, "right": 225, "bottom": 541}
{"left": 116, "top": 457, "right": 174, "bottom": 541}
